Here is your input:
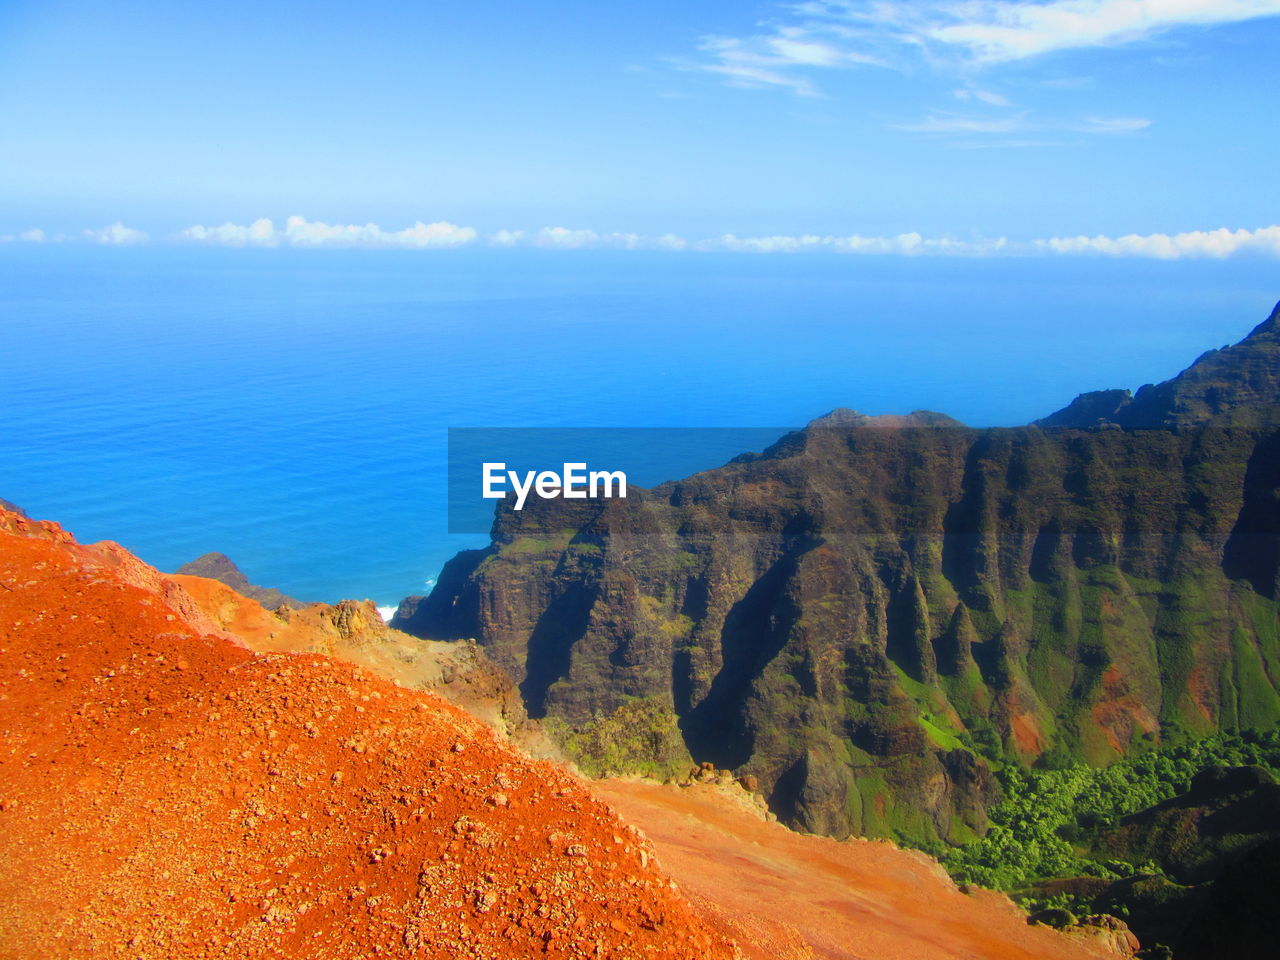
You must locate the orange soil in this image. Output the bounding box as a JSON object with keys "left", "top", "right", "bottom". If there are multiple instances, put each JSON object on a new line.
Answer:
{"left": 0, "top": 510, "right": 736, "bottom": 960}
{"left": 1007, "top": 705, "right": 1046, "bottom": 759}
{"left": 592, "top": 779, "right": 1123, "bottom": 960}
{"left": 1092, "top": 666, "right": 1159, "bottom": 755}
{"left": 170, "top": 573, "right": 555, "bottom": 755}
{"left": 169, "top": 572, "right": 327, "bottom": 651}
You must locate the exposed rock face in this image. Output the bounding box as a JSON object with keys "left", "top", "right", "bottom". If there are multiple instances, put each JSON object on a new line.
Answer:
{"left": 175, "top": 551, "right": 304, "bottom": 610}
{"left": 0, "top": 507, "right": 738, "bottom": 960}
{"left": 397, "top": 301, "right": 1280, "bottom": 844}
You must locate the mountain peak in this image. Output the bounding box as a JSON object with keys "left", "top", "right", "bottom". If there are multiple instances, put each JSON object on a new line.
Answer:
{"left": 808, "top": 408, "right": 966, "bottom": 429}
{"left": 1036, "top": 299, "right": 1280, "bottom": 429}
{"left": 1244, "top": 299, "right": 1280, "bottom": 341}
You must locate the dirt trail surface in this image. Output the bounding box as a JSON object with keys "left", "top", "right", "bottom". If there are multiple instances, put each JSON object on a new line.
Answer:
{"left": 0, "top": 509, "right": 737, "bottom": 960}
{"left": 593, "top": 779, "right": 1125, "bottom": 960}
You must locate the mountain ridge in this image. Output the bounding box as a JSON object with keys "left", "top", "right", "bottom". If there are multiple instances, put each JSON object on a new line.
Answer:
{"left": 395, "top": 299, "right": 1280, "bottom": 845}
{"left": 1036, "top": 300, "right": 1280, "bottom": 429}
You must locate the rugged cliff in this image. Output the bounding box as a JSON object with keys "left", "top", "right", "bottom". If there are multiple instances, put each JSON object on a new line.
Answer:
{"left": 395, "top": 302, "right": 1280, "bottom": 845}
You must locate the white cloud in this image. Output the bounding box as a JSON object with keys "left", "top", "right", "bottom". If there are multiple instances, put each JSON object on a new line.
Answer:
{"left": 83, "top": 222, "right": 148, "bottom": 245}
{"left": 896, "top": 111, "right": 1033, "bottom": 133}
{"left": 1038, "top": 225, "right": 1280, "bottom": 259}
{"left": 701, "top": 225, "right": 1280, "bottom": 259}
{"left": 504, "top": 223, "right": 1280, "bottom": 259}
{"left": 532, "top": 227, "right": 683, "bottom": 250}
{"left": 282, "top": 215, "right": 476, "bottom": 248}
{"left": 687, "top": 1, "right": 1280, "bottom": 93}
{"left": 706, "top": 233, "right": 825, "bottom": 253}
{"left": 1074, "top": 115, "right": 1152, "bottom": 132}
{"left": 176, "top": 216, "right": 477, "bottom": 249}
{"left": 701, "top": 232, "right": 1009, "bottom": 256}
{"left": 920, "top": 0, "right": 1280, "bottom": 64}
{"left": 179, "top": 217, "right": 277, "bottom": 246}
{"left": 0, "top": 228, "right": 48, "bottom": 243}
{"left": 653, "top": 233, "right": 690, "bottom": 251}
{"left": 20, "top": 218, "right": 1280, "bottom": 261}
{"left": 489, "top": 229, "right": 525, "bottom": 247}
{"left": 895, "top": 109, "right": 1150, "bottom": 136}
{"left": 693, "top": 36, "right": 823, "bottom": 96}
{"left": 691, "top": 25, "right": 885, "bottom": 96}
{"left": 829, "top": 233, "right": 1011, "bottom": 256}
{"left": 170, "top": 220, "right": 685, "bottom": 252}
{"left": 955, "top": 87, "right": 1013, "bottom": 106}
{"left": 535, "top": 226, "right": 604, "bottom": 249}
{"left": 768, "top": 36, "right": 845, "bottom": 67}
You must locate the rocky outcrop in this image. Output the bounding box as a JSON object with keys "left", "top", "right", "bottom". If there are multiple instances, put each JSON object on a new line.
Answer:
{"left": 397, "top": 301, "right": 1280, "bottom": 845}
{"left": 175, "top": 551, "right": 304, "bottom": 610}
{"left": 1062, "top": 916, "right": 1140, "bottom": 958}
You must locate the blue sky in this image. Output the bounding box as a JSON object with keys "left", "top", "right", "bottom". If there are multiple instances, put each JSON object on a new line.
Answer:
{"left": 2, "top": 0, "right": 1279, "bottom": 256}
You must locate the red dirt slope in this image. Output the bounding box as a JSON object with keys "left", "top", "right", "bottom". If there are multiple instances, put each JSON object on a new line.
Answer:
{"left": 593, "top": 779, "right": 1133, "bottom": 960}
{"left": 0, "top": 509, "right": 736, "bottom": 960}
{"left": 169, "top": 573, "right": 553, "bottom": 755}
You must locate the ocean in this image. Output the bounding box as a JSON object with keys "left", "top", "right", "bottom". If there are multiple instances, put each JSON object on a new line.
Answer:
{"left": 1, "top": 245, "right": 1276, "bottom": 607}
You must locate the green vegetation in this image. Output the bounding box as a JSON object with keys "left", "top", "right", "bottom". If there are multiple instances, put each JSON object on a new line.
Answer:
{"left": 938, "top": 730, "right": 1280, "bottom": 893}
{"left": 544, "top": 696, "right": 693, "bottom": 780}
{"left": 502, "top": 531, "right": 575, "bottom": 555}
{"left": 918, "top": 714, "right": 964, "bottom": 751}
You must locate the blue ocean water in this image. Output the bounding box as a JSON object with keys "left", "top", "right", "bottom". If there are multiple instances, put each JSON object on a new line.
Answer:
{"left": 1, "top": 246, "right": 1276, "bottom": 606}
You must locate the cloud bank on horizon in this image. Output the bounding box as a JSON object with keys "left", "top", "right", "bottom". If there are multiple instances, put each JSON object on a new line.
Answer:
{"left": 177, "top": 216, "right": 476, "bottom": 249}
{"left": 6, "top": 217, "right": 1280, "bottom": 261}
